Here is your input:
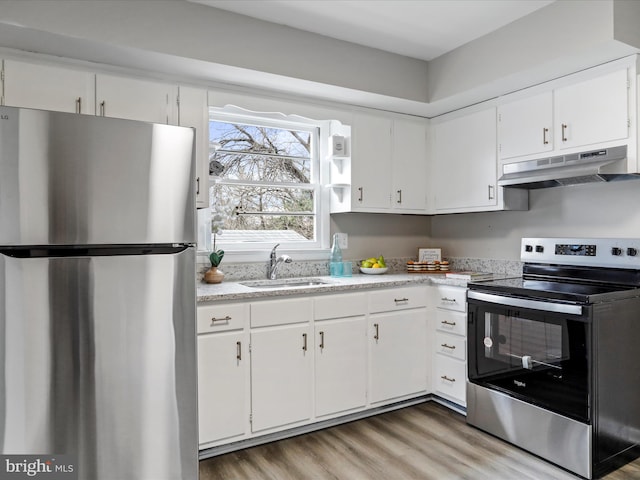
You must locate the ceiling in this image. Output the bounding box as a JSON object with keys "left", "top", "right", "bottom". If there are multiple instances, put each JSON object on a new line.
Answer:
{"left": 190, "top": 0, "right": 555, "bottom": 61}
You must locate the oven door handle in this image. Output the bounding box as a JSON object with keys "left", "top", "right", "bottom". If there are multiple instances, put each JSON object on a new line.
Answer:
{"left": 467, "top": 291, "right": 583, "bottom": 315}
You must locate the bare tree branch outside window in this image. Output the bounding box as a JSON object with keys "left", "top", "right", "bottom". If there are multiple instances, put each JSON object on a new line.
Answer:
{"left": 209, "top": 119, "right": 318, "bottom": 243}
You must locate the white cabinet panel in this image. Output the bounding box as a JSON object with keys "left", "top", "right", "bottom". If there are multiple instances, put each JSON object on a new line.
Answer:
{"left": 315, "top": 317, "right": 367, "bottom": 417}
{"left": 369, "top": 309, "right": 428, "bottom": 403}
{"left": 554, "top": 69, "right": 629, "bottom": 150}
{"left": 350, "top": 112, "right": 392, "bottom": 210}
{"left": 197, "top": 302, "right": 247, "bottom": 334}
{"left": 432, "top": 107, "right": 498, "bottom": 211}
{"left": 3, "top": 59, "right": 95, "bottom": 114}
{"left": 498, "top": 91, "right": 553, "bottom": 159}
{"left": 368, "top": 286, "right": 427, "bottom": 313}
{"left": 434, "top": 354, "right": 467, "bottom": 406}
{"left": 250, "top": 324, "right": 312, "bottom": 432}
{"left": 179, "top": 85, "right": 209, "bottom": 208}
{"left": 96, "top": 73, "right": 177, "bottom": 124}
{"left": 198, "top": 331, "right": 247, "bottom": 445}
{"left": 251, "top": 297, "right": 312, "bottom": 328}
{"left": 392, "top": 117, "right": 428, "bottom": 211}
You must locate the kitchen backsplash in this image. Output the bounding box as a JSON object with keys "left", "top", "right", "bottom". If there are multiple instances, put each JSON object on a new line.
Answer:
{"left": 196, "top": 256, "right": 523, "bottom": 282}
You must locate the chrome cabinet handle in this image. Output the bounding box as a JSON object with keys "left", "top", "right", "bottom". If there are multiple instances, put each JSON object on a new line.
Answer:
{"left": 543, "top": 127, "right": 549, "bottom": 145}
{"left": 196, "top": 177, "right": 200, "bottom": 195}
{"left": 488, "top": 184, "right": 495, "bottom": 200}
{"left": 441, "top": 320, "right": 456, "bottom": 326}
{"left": 441, "top": 297, "right": 457, "bottom": 303}
{"left": 441, "top": 375, "right": 456, "bottom": 382}
{"left": 396, "top": 189, "right": 402, "bottom": 204}
{"left": 357, "top": 187, "right": 363, "bottom": 202}
{"left": 99, "top": 101, "right": 106, "bottom": 116}
{"left": 373, "top": 323, "right": 379, "bottom": 340}
{"left": 76, "top": 97, "right": 82, "bottom": 114}
{"left": 302, "top": 333, "right": 308, "bottom": 351}
{"left": 319, "top": 331, "right": 325, "bottom": 350}
{"left": 210, "top": 315, "right": 231, "bottom": 326}
{"left": 440, "top": 343, "right": 456, "bottom": 350}
{"left": 394, "top": 298, "right": 409, "bottom": 303}
{"left": 561, "top": 123, "right": 568, "bottom": 142}
{"left": 236, "top": 341, "right": 241, "bottom": 360}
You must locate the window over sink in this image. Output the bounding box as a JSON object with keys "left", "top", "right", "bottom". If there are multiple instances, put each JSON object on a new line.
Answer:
{"left": 207, "top": 107, "right": 330, "bottom": 256}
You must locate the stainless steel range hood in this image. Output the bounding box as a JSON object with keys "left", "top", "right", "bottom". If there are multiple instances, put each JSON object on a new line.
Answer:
{"left": 498, "top": 145, "right": 637, "bottom": 189}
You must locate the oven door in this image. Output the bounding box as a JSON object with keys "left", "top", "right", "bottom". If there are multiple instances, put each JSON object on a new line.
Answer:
{"left": 467, "top": 290, "right": 592, "bottom": 423}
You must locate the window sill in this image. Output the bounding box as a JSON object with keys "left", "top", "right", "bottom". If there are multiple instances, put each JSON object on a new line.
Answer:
{"left": 197, "top": 248, "right": 331, "bottom": 264}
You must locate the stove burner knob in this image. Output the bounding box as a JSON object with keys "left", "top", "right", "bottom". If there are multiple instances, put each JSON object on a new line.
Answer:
{"left": 611, "top": 247, "right": 623, "bottom": 256}
{"left": 525, "top": 245, "right": 533, "bottom": 252}
{"left": 535, "top": 245, "right": 544, "bottom": 253}
{"left": 627, "top": 248, "right": 638, "bottom": 257}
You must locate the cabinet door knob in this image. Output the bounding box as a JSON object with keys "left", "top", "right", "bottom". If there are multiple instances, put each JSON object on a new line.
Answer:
{"left": 542, "top": 127, "right": 549, "bottom": 145}
{"left": 319, "top": 331, "right": 325, "bottom": 350}
{"left": 396, "top": 189, "right": 402, "bottom": 204}
{"left": 561, "top": 123, "right": 568, "bottom": 142}
{"left": 357, "top": 187, "right": 363, "bottom": 202}
{"left": 302, "top": 333, "right": 308, "bottom": 352}
{"left": 373, "top": 323, "right": 379, "bottom": 340}
{"left": 236, "top": 341, "right": 242, "bottom": 360}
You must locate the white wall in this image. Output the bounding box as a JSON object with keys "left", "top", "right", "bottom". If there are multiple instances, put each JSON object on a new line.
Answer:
{"left": 430, "top": 179, "right": 640, "bottom": 261}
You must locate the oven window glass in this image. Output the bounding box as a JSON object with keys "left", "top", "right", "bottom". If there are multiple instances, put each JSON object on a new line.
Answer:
{"left": 493, "top": 315, "right": 567, "bottom": 369}
{"left": 468, "top": 304, "right": 590, "bottom": 422}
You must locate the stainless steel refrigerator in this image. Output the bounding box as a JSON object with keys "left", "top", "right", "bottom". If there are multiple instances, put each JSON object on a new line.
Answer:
{"left": 0, "top": 106, "right": 198, "bottom": 479}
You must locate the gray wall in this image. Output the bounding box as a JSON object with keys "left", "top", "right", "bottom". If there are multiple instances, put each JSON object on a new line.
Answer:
{"left": 331, "top": 213, "right": 431, "bottom": 262}
{"left": 0, "top": 0, "right": 429, "bottom": 103}
{"left": 430, "top": 180, "right": 640, "bottom": 261}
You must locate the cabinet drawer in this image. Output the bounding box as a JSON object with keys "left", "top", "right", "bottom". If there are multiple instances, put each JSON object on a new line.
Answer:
{"left": 315, "top": 292, "right": 367, "bottom": 320}
{"left": 435, "top": 309, "right": 467, "bottom": 336}
{"left": 435, "top": 331, "right": 466, "bottom": 361}
{"left": 251, "top": 297, "right": 312, "bottom": 328}
{"left": 197, "top": 303, "right": 247, "bottom": 334}
{"left": 433, "top": 286, "right": 466, "bottom": 312}
{"left": 434, "top": 355, "right": 467, "bottom": 405}
{"left": 368, "top": 287, "right": 427, "bottom": 313}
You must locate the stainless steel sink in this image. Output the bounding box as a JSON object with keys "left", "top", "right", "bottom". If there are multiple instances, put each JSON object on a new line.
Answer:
{"left": 240, "top": 278, "right": 331, "bottom": 289}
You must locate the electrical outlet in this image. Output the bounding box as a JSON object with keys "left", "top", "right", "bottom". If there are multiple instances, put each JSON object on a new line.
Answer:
{"left": 336, "top": 232, "right": 348, "bottom": 249}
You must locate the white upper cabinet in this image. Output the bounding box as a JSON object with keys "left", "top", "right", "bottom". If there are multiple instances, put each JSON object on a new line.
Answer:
{"left": 2, "top": 59, "right": 95, "bottom": 114}
{"left": 178, "top": 86, "right": 209, "bottom": 208}
{"left": 336, "top": 112, "right": 428, "bottom": 213}
{"left": 498, "top": 64, "right": 632, "bottom": 162}
{"left": 95, "top": 73, "right": 177, "bottom": 125}
{"left": 432, "top": 106, "right": 499, "bottom": 212}
{"left": 350, "top": 112, "right": 393, "bottom": 211}
{"left": 392, "top": 116, "right": 428, "bottom": 212}
{"left": 554, "top": 69, "right": 629, "bottom": 150}
{"left": 498, "top": 91, "right": 553, "bottom": 159}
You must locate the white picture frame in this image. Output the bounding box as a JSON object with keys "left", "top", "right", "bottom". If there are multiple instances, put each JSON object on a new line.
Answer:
{"left": 418, "top": 248, "right": 441, "bottom": 262}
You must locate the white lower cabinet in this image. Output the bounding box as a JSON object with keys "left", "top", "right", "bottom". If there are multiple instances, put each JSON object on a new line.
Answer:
{"left": 196, "top": 302, "right": 249, "bottom": 447}
{"left": 198, "top": 332, "right": 247, "bottom": 445}
{"left": 369, "top": 287, "right": 429, "bottom": 404}
{"left": 197, "top": 285, "right": 433, "bottom": 451}
{"left": 314, "top": 293, "right": 367, "bottom": 417}
{"left": 370, "top": 310, "right": 428, "bottom": 403}
{"left": 249, "top": 297, "right": 313, "bottom": 433}
{"left": 431, "top": 285, "right": 468, "bottom": 407}
{"left": 250, "top": 324, "right": 313, "bottom": 432}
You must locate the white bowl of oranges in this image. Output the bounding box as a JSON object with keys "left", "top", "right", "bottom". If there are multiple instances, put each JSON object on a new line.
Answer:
{"left": 360, "top": 256, "right": 388, "bottom": 274}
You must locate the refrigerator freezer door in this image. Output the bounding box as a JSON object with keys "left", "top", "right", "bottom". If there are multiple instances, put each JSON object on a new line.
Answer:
{"left": 0, "top": 248, "right": 197, "bottom": 480}
{"left": 0, "top": 106, "right": 196, "bottom": 246}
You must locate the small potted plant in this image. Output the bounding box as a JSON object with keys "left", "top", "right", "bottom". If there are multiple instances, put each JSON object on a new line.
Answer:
{"left": 204, "top": 188, "right": 232, "bottom": 284}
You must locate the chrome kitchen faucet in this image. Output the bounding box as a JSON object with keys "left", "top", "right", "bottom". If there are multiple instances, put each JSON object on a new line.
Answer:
{"left": 268, "top": 243, "right": 292, "bottom": 280}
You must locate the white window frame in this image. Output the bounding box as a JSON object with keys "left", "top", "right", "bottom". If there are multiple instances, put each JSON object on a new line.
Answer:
{"left": 208, "top": 105, "right": 332, "bottom": 262}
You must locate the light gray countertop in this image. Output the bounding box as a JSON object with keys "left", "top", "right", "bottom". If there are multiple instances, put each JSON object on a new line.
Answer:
{"left": 197, "top": 273, "right": 471, "bottom": 302}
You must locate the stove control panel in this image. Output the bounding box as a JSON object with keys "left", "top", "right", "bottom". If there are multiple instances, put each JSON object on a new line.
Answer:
{"left": 522, "top": 238, "right": 640, "bottom": 269}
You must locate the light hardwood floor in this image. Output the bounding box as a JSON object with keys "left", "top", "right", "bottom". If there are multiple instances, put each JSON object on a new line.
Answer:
{"left": 199, "top": 401, "right": 640, "bottom": 479}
